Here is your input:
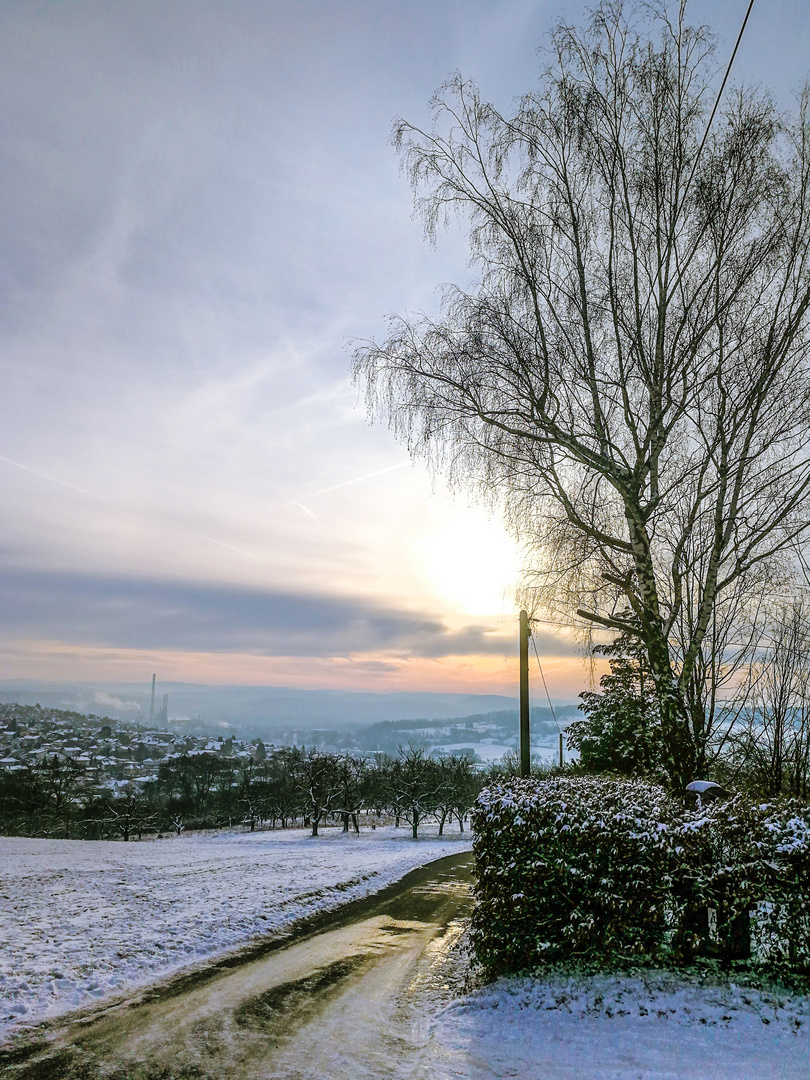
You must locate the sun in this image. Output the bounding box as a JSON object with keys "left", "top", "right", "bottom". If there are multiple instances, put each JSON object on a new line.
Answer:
{"left": 413, "top": 508, "right": 523, "bottom": 616}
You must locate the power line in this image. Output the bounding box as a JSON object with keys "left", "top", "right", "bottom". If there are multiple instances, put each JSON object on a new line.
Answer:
{"left": 529, "top": 627, "right": 561, "bottom": 732}
{"left": 680, "top": 0, "right": 757, "bottom": 209}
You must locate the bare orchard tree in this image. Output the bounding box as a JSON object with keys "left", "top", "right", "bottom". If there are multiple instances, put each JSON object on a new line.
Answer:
{"left": 387, "top": 745, "right": 443, "bottom": 839}
{"left": 353, "top": 2, "right": 810, "bottom": 788}
{"left": 294, "top": 748, "right": 339, "bottom": 837}
{"left": 102, "top": 789, "right": 155, "bottom": 842}
{"left": 332, "top": 753, "right": 368, "bottom": 834}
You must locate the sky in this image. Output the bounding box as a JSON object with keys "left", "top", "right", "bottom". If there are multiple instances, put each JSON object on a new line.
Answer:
{"left": 1, "top": 0, "right": 809, "bottom": 699}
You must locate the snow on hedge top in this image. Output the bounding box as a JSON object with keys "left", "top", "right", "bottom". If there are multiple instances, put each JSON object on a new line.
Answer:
{"left": 475, "top": 776, "right": 810, "bottom": 859}
{"left": 476, "top": 775, "right": 680, "bottom": 835}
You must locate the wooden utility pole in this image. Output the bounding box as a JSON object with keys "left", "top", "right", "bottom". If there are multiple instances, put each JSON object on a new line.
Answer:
{"left": 519, "top": 609, "right": 530, "bottom": 777}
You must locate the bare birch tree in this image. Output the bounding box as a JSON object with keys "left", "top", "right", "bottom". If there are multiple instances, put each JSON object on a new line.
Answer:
{"left": 353, "top": 2, "right": 810, "bottom": 787}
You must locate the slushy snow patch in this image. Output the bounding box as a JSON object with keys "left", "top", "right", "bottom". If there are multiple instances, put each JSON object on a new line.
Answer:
{"left": 433, "top": 968, "right": 810, "bottom": 1079}
{"left": 0, "top": 824, "right": 471, "bottom": 1043}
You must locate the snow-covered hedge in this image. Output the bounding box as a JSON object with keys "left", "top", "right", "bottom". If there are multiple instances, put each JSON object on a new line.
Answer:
{"left": 678, "top": 797, "right": 810, "bottom": 970}
{"left": 470, "top": 777, "right": 810, "bottom": 976}
{"left": 471, "top": 777, "right": 683, "bottom": 972}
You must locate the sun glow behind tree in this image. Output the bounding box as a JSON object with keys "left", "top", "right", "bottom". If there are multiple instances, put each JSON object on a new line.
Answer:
{"left": 355, "top": 0, "right": 810, "bottom": 785}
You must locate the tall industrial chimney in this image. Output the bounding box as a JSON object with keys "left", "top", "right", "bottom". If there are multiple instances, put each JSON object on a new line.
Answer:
{"left": 149, "top": 674, "right": 156, "bottom": 724}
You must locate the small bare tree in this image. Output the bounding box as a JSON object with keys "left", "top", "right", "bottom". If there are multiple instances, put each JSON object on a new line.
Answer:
{"left": 730, "top": 599, "right": 810, "bottom": 798}
{"left": 333, "top": 753, "right": 367, "bottom": 833}
{"left": 294, "top": 748, "right": 339, "bottom": 837}
{"left": 386, "top": 745, "right": 443, "bottom": 839}
{"left": 103, "top": 789, "right": 155, "bottom": 841}
{"left": 354, "top": 1, "right": 810, "bottom": 787}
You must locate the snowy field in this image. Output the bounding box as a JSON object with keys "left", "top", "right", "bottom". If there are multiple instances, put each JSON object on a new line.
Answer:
{"left": 0, "top": 823, "right": 471, "bottom": 1044}
{"left": 3, "top": 828, "right": 809, "bottom": 1077}
{"left": 433, "top": 968, "right": 810, "bottom": 1080}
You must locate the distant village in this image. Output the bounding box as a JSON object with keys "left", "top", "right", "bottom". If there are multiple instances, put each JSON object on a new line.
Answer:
{"left": 0, "top": 702, "right": 267, "bottom": 794}
{"left": 0, "top": 695, "right": 576, "bottom": 782}
{"left": 0, "top": 701, "right": 491, "bottom": 841}
{"left": 0, "top": 696, "right": 576, "bottom": 844}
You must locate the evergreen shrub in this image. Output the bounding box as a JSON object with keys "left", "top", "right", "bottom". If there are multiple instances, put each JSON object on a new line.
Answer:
{"left": 678, "top": 797, "right": 810, "bottom": 971}
{"left": 470, "top": 777, "right": 810, "bottom": 976}
{"left": 471, "top": 776, "right": 683, "bottom": 972}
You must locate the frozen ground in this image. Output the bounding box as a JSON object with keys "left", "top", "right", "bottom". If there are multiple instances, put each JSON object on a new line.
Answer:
{"left": 0, "top": 822, "right": 471, "bottom": 1044}
{"left": 4, "top": 830, "right": 809, "bottom": 1077}
{"left": 432, "top": 966, "right": 810, "bottom": 1079}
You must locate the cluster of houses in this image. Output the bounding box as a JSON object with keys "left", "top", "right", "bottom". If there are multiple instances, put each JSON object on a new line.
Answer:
{"left": 0, "top": 704, "right": 266, "bottom": 793}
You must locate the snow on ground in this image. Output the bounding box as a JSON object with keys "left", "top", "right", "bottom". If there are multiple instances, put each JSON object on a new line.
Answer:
{"left": 0, "top": 823, "right": 471, "bottom": 1044}
{"left": 5, "top": 828, "right": 808, "bottom": 1076}
{"left": 432, "top": 967, "right": 810, "bottom": 1079}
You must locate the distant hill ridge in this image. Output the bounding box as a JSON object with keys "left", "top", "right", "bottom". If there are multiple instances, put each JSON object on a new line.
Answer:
{"left": 367, "top": 707, "right": 578, "bottom": 733}
{"left": 0, "top": 680, "right": 576, "bottom": 729}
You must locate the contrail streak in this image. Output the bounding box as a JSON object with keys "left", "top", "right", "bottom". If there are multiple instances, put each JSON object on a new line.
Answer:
{"left": 0, "top": 453, "right": 101, "bottom": 499}
{"left": 195, "top": 533, "right": 258, "bottom": 559}
{"left": 290, "top": 501, "right": 323, "bottom": 528}
{"left": 286, "top": 462, "right": 408, "bottom": 505}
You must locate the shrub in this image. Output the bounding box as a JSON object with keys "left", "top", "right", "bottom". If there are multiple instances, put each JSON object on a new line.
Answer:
{"left": 758, "top": 803, "right": 810, "bottom": 969}
{"left": 471, "top": 777, "right": 810, "bottom": 977}
{"left": 677, "top": 797, "right": 810, "bottom": 971}
{"left": 470, "top": 776, "right": 683, "bottom": 973}
{"left": 567, "top": 627, "right": 662, "bottom": 776}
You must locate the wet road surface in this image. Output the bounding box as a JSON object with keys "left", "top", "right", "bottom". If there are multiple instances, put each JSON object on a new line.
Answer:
{"left": 3, "top": 850, "right": 474, "bottom": 1079}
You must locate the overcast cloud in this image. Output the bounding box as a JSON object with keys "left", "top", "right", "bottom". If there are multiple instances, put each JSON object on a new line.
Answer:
{"left": 1, "top": 0, "right": 808, "bottom": 694}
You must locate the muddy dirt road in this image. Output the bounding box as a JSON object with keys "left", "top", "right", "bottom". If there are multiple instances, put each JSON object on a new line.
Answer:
{"left": 4, "top": 851, "right": 475, "bottom": 1080}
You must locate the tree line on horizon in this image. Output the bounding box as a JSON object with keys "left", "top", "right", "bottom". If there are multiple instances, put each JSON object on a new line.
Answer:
{"left": 0, "top": 743, "right": 487, "bottom": 842}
